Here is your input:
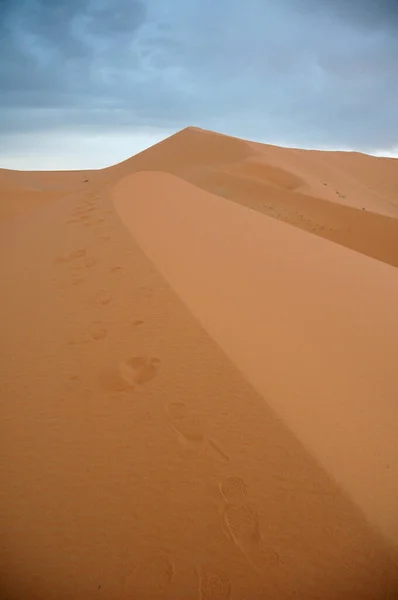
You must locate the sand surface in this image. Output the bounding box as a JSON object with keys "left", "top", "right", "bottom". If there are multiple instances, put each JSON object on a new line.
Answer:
{"left": 1, "top": 127, "right": 398, "bottom": 599}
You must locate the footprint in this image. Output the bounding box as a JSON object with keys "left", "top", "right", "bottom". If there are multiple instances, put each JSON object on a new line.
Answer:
{"left": 74, "top": 206, "right": 95, "bottom": 215}
{"left": 222, "top": 503, "right": 262, "bottom": 569}
{"left": 68, "top": 323, "right": 106, "bottom": 344}
{"left": 56, "top": 248, "right": 87, "bottom": 263}
{"left": 126, "top": 554, "right": 174, "bottom": 596}
{"left": 89, "top": 321, "right": 107, "bottom": 341}
{"left": 219, "top": 476, "right": 248, "bottom": 505}
{"left": 87, "top": 218, "right": 104, "bottom": 227}
{"left": 100, "top": 357, "right": 159, "bottom": 392}
{"left": 222, "top": 503, "right": 279, "bottom": 570}
{"left": 94, "top": 289, "right": 112, "bottom": 305}
{"left": 70, "top": 206, "right": 94, "bottom": 218}
{"left": 166, "top": 402, "right": 228, "bottom": 462}
{"left": 83, "top": 257, "right": 97, "bottom": 268}
{"left": 73, "top": 257, "right": 97, "bottom": 270}
{"left": 69, "top": 249, "right": 87, "bottom": 260}
{"left": 167, "top": 401, "right": 189, "bottom": 420}
{"left": 71, "top": 276, "right": 85, "bottom": 286}
{"left": 120, "top": 357, "right": 159, "bottom": 385}
{"left": 198, "top": 565, "right": 231, "bottom": 600}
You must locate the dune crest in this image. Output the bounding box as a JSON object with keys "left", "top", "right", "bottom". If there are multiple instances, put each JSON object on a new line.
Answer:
{"left": 103, "top": 127, "right": 398, "bottom": 267}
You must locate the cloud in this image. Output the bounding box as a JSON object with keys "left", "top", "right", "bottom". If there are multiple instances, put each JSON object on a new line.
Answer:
{"left": 1, "top": 0, "right": 398, "bottom": 167}
{"left": 291, "top": 0, "right": 398, "bottom": 32}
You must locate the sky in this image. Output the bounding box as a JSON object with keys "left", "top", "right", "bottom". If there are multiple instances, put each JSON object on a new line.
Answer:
{"left": 1, "top": 0, "right": 398, "bottom": 169}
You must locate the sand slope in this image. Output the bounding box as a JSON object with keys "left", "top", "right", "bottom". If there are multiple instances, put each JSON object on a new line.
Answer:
{"left": 1, "top": 127, "right": 398, "bottom": 599}
{"left": 114, "top": 171, "right": 398, "bottom": 541}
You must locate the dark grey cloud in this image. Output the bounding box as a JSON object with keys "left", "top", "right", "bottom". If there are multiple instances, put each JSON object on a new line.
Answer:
{"left": 1, "top": 0, "right": 398, "bottom": 156}
{"left": 291, "top": 0, "right": 398, "bottom": 31}
{"left": 87, "top": 1, "right": 146, "bottom": 35}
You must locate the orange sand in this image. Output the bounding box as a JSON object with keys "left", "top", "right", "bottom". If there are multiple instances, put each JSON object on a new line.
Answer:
{"left": 1, "top": 127, "right": 398, "bottom": 599}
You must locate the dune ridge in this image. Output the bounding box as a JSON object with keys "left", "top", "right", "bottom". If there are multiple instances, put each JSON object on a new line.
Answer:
{"left": 107, "top": 128, "right": 398, "bottom": 267}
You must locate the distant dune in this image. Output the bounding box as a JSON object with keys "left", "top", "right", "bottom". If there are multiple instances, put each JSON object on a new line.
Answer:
{"left": 1, "top": 127, "right": 398, "bottom": 599}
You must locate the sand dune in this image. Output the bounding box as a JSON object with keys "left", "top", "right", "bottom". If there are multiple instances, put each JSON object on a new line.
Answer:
{"left": 1, "top": 127, "right": 398, "bottom": 599}
{"left": 114, "top": 170, "right": 398, "bottom": 540}
{"left": 104, "top": 128, "right": 398, "bottom": 267}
